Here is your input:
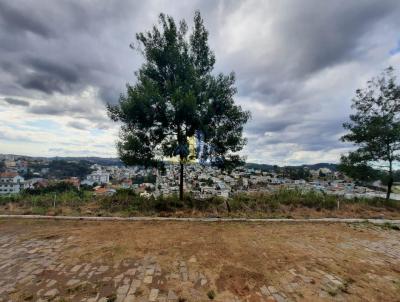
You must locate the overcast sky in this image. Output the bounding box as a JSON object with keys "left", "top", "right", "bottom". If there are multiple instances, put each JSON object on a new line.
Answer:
{"left": 1, "top": 0, "right": 400, "bottom": 165}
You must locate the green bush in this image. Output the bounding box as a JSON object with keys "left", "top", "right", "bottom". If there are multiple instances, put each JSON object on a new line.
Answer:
{"left": 2, "top": 186, "right": 399, "bottom": 216}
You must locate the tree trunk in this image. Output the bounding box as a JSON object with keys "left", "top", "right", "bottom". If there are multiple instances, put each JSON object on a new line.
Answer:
{"left": 386, "top": 175, "right": 393, "bottom": 201}
{"left": 179, "top": 161, "right": 184, "bottom": 201}
{"left": 386, "top": 160, "right": 393, "bottom": 201}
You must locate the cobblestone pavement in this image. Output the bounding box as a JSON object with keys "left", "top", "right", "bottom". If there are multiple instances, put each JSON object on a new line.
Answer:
{"left": 0, "top": 219, "right": 400, "bottom": 301}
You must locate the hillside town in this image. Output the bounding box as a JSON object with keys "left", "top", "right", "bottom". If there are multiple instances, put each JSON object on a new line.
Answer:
{"left": 0, "top": 154, "right": 395, "bottom": 200}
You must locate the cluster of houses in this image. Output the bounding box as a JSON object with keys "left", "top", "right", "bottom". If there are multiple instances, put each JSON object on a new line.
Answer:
{"left": 0, "top": 154, "right": 396, "bottom": 200}
{"left": 155, "top": 164, "right": 349, "bottom": 199}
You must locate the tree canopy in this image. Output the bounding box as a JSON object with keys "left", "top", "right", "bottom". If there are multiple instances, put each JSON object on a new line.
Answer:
{"left": 341, "top": 67, "right": 400, "bottom": 199}
{"left": 108, "top": 11, "right": 250, "bottom": 199}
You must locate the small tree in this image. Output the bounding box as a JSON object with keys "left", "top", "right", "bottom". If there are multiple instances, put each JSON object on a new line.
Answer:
{"left": 108, "top": 11, "right": 250, "bottom": 200}
{"left": 341, "top": 67, "right": 400, "bottom": 200}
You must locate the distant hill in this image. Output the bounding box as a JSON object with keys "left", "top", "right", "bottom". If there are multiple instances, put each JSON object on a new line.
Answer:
{"left": 1, "top": 153, "right": 338, "bottom": 170}
{"left": 245, "top": 162, "right": 338, "bottom": 172}
{"left": 49, "top": 157, "right": 123, "bottom": 166}
{"left": 0, "top": 154, "right": 123, "bottom": 166}
{"left": 300, "top": 163, "right": 338, "bottom": 171}
{"left": 245, "top": 163, "right": 275, "bottom": 171}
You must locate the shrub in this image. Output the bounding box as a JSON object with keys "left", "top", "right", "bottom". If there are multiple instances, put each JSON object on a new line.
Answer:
{"left": 207, "top": 290, "right": 216, "bottom": 300}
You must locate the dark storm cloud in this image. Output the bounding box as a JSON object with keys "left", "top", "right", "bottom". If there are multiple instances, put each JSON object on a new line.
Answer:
{"left": 273, "top": 1, "right": 397, "bottom": 75}
{"left": 228, "top": 0, "right": 400, "bottom": 103}
{"left": 0, "top": 2, "right": 53, "bottom": 38}
{"left": 3, "top": 98, "right": 30, "bottom": 107}
{"left": 0, "top": 0, "right": 399, "bottom": 162}
{"left": 18, "top": 58, "right": 80, "bottom": 94}
{"left": 28, "top": 101, "right": 109, "bottom": 122}
{"left": 28, "top": 105, "right": 67, "bottom": 115}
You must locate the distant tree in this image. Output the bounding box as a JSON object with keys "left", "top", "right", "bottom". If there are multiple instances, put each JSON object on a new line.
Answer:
{"left": 338, "top": 153, "right": 380, "bottom": 182}
{"left": 25, "top": 182, "right": 78, "bottom": 195}
{"left": 108, "top": 11, "right": 250, "bottom": 200}
{"left": 341, "top": 67, "right": 400, "bottom": 200}
{"left": 48, "top": 160, "right": 92, "bottom": 179}
{"left": 0, "top": 160, "right": 5, "bottom": 172}
{"left": 23, "top": 168, "right": 35, "bottom": 179}
{"left": 206, "top": 178, "right": 214, "bottom": 186}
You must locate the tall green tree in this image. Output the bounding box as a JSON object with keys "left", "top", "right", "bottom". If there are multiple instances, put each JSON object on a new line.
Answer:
{"left": 108, "top": 11, "right": 250, "bottom": 200}
{"left": 341, "top": 67, "right": 400, "bottom": 200}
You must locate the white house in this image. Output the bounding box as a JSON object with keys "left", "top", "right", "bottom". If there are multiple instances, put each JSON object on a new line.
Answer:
{"left": 0, "top": 172, "right": 24, "bottom": 195}
{"left": 294, "top": 179, "right": 306, "bottom": 185}
{"left": 82, "top": 170, "right": 110, "bottom": 186}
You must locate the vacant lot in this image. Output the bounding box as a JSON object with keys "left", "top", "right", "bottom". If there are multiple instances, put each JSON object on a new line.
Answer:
{"left": 0, "top": 219, "right": 399, "bottom": 302}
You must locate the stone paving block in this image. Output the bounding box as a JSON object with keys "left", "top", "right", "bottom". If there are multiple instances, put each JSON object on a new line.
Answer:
{"left": 149, "top": 288, "right": 159, "bottom": 301}
{"left": 189, "top": 271, "right": 198, "bottom": 282}
{"left": 144, "top": 275, "right": 153, "bottom": 284}
{"left": 179, "top": 266, "right": 187, "bottom": 274}
{"left": 131, "top": 279, "right": 141, "bottom": 288}
{"left": 117, "top": 284, "right": 130, "bottom": 296}
{"left": 71, "top": 264, "right": 82, "bottom": 273}
{"left": 188, "top": 256, "right": 197, "bottom": 263}
{"left": 272, "top": 293, "right": 287, "bottom": 302}
{"left": 167, "top": 290, "right": 178, "bottom": 301}
{"left": 126, "top": 268, "right": 136, "bottom": 276}
{"left": 260, "top": 285, "right": 270, "bottom": 296}
{"left": 169, "top": 273, "right": 180, "bottom": 280}
{"left": 268, "top": 286, "right": 278, "bottom": 294}
{"left": 44, "top": 288, "right": 59, "bottom": 298}
{"left": 146, "top": 268, "right": 155, "bottom": 275}
{"left": 98, "top": 265, "right": 109, "bottom": 273}
{"left": 124, "top": 295, "right": 136, "bottom": 302}
{"left": 46, "top": 279, "right": 57, "bottom": 287}
{"left": 66, "top": 278, "right": 81, "bottom": 287}
{"left": 114, "top": 273, "right": 124, "bottom": 285}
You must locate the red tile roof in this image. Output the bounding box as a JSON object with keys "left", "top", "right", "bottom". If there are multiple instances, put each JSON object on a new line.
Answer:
{"left": 0, "top": 171, "right": 18, "bottom": 178}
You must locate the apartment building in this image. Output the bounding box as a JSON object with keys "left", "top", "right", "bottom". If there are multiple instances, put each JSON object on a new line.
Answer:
{"left": 0, "top": 172, "right": 24, "bottom": 195}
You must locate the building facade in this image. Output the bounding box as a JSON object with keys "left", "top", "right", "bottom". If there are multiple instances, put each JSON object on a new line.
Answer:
{"left": 0, "top": 172, "right": 24, "bottom": 195}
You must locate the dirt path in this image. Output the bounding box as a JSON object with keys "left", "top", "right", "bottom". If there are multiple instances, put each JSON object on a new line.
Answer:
{"left": 0, "top": 219, "right": 399, "bottom": 301}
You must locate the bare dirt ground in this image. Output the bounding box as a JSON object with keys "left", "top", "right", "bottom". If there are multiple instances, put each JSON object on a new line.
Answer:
{"left": 0, "top": 219, "right": 399, "bottom": 302}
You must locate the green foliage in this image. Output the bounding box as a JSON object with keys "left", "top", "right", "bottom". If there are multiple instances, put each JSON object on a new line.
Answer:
{"left": 0, "top": 187, "right": 91, "bottom": 209}
{"left": 25, "top": 182, "right": 79, "bottom": 195}
{"left": 341, "top": 67, "right": 400, "bottom": 199}
{"left": 381, "top": 222, "right": 400, "bottom": 231}
{"left": 281, "top": 167, "right": 311, "bottom": 180}
{"left": 48, "top": 160, "right": 92, "bottom": 179}
{"left": 230, "top": 189, "right": 338, "bottom": 211}
{"left": 31, "top": 206, "right": 49, "bottom": 215}
{"left": 2, "top": 187, "right": 399, "bottom": 216}
{"left": 207, "top": 290, "right": 216, "bottom": 300}
{"left": 205, "top": 178, "right": 214, "bottom": 186}
{"left": 107, "top": 11, "right": 250, "bottom": 199}
{"left": 132, "top": 173, "right": 156, "bottom": 184}
{"left": 338, "top": 153, "right": 380, "bottom": 182}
